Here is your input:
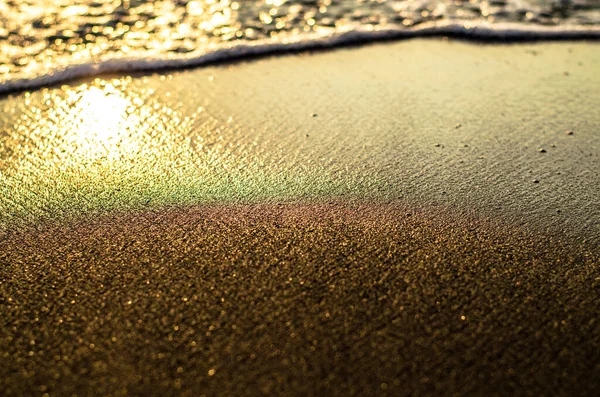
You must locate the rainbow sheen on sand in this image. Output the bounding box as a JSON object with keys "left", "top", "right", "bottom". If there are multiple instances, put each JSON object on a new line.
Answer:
{"left": 0, "top": 76, "right": 358, "bottom": 225}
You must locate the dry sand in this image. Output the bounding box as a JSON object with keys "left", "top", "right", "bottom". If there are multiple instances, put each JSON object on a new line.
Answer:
{"left": 2, "top": 202, "right": 600, "bottom": 396}
{"left": 1, "top": 39, "right": 599, "bottom": 395}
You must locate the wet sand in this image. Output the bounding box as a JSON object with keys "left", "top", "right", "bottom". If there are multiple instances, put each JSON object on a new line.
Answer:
{"left": 1, "top": 39, "right": 600, "bottom": 395}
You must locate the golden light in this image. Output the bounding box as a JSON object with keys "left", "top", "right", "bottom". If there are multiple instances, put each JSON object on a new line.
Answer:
{"left": 76, "top": 86, "right": 129, "bottom": 133}
{"left": 0, "top": 77, "right": 203, "bottom": 195}
{"left": 63, "top": 84, "right": 140, "bottom": 161}
{"left": 0, "top": 76, "right": 282, "bottom": 223}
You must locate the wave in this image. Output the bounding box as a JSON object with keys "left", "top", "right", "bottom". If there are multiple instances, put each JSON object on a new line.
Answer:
{"left": 1, "top": 21, "right": 599, "bottom": 95}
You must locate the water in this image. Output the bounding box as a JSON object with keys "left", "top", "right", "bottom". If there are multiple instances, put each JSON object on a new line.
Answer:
{"left": 1, "top": 0, "right": 599, "bottom": 92}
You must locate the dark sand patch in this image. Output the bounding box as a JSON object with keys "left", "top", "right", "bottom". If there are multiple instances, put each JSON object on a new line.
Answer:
{"left": 1, "top": 201, "right": 599, "bottom": 396}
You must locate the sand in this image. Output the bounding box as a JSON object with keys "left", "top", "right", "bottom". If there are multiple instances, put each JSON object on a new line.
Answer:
{"left": 2, "top": 40, "right": 600, "bottom": 241}
{"left": 1, "top": 39, "right": 599, "bottom": 395}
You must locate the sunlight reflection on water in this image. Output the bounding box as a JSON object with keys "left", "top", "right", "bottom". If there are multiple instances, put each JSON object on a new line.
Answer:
{"left": 0, "top": 79, "right": 207, "bottom": 222}
{"left": 0, "top": 77, "right": 346, "bottom": 224}
{"left": 1, "top": 0, "right": 598, "bottom": 88}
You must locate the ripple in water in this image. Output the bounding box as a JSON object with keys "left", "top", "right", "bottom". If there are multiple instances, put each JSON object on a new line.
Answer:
{"left": 1, "top": 0, "right": 599, "bottom": 91}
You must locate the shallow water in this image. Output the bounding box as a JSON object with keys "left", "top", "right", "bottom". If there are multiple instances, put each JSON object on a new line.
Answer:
{"left": 1, "top": 0, "right": 599, "bottom": 92}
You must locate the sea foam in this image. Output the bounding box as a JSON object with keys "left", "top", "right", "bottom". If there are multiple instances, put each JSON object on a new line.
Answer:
{"left": 1, "top": 0, "right": 599, "bottom": 94}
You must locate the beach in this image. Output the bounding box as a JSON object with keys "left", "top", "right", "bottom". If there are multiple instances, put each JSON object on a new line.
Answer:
{"left": 2, "top": 39, "right": 599, "bottom": 240}
{"left": 1, "top": 39, "right": 600, "bottom": 395}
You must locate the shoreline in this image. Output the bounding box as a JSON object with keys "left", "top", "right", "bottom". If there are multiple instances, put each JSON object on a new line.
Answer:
{"left": 1, "top": 39, "right": 599, "bottom": 242}
{"left": 1, "top": 38, "right": 600, "bottom": 395}
{"left": 2, "top": 23, "right": 600, "bottom": 95}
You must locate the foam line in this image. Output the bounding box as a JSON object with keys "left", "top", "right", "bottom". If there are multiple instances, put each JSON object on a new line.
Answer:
{"left": 1, "top": 22, "right": 599, "bottom": 94}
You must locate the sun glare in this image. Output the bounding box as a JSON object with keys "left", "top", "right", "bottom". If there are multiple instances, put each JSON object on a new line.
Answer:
{"left": 76, "top": 86, "right": 130, "bottom": 138}
{"left": 65, "top": 85, "right": 139, "bottom": 160}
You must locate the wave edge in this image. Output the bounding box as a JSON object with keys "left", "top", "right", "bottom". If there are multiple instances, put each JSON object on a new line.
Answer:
{"left": 1, "top": 22, "right": 599, "bottom": 95}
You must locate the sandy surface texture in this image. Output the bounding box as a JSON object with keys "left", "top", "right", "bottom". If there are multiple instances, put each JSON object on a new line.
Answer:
{"left": 1, "top": 202, "right": 599, "bottom": 396}
{"left": 1, "top": 39, "right": 599, "bottom": 395}
{"left": 1, "top": 40, "right": 599, "bottom": 241}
